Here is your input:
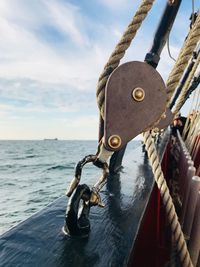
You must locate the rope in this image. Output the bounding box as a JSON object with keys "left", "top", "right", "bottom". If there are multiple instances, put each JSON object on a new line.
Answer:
{"left": 187, "top": 109, "right": 200, "bottom": 152}
{"left": 182, "top": 86, "right": 198, "bottom": 140}
{"left": 143, "top": 131, "right": 194, "bottom": 267}
{"left": 143, "top": 41, "right": 200, "bottom": 266}
{"left": 184, "top": 88, "right": 200, "bottom": 149}
{"left": 95, "top": 2, "right": 195, "bottom": 266}
{"left": 172, "top": 52, "right": 200, "bottom": 115}
{"left": 96, "top": 0, "right": 155, "bottom": 118}
{"left": 166, "top": 11, "right": 200, "bottom": 106}
{"left": 191, "top": 132, "right": 200, "bottom": 159}
{"left": 144, "top": 21, "right": 200, "bottom": 266}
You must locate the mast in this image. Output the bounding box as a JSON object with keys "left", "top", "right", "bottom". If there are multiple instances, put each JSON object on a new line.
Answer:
{"left": 145, "top": 0, "right": 182, "bottom": 68}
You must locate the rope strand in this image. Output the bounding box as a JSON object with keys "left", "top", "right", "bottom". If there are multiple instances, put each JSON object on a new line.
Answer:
{"left": 172, "top": 52, "right": 200, "bottom": 115}
{"left": 96, "top": 0, "right": 155, "bottom": 118}
{"left": 167, "top": 11, "right": 200, "bottom": 106}
{"left": 143, "top": 131, "right": 194, "bottom": 267}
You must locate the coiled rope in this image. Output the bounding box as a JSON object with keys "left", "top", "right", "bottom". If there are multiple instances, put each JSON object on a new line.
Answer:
{"left": 96, "top": 2, "right": 195, "bottom": 267}
{"left": 96, "top": 0, "right": 155, "bottom": 118}
{"left": 167, "top": 12, "right": 200, "bottom": 106}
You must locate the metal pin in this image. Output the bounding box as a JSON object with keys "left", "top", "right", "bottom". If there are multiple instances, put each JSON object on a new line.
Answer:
{"left": 132, "top": 87, "right": 145, "bottom": 102}
{"left": 108, "top": 135, "right": 122, "bottom": 149}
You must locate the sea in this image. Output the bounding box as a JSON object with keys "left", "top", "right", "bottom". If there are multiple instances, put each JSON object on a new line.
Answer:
{"left": 0, "top": 140, "right": 140, "bottom": 235}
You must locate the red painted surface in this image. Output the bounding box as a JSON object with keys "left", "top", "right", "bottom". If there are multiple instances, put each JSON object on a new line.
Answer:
{"left": 129, "top": 134, "right": 200, "bottom": 267}
{"left": 192, "top": 134, "right": 200, "bottom": 173}
{"left": 128, "top": 145, "right": 171, "bottom": 267}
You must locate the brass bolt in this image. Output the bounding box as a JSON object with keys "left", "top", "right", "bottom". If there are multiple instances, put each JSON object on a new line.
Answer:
{"left": 132, "top": 87, "right": 145, "bottom": 102}
{"left": 108, "top": 135, "right": 121, "bottom": 149}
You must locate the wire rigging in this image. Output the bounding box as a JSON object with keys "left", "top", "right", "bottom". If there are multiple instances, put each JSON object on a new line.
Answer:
{"left": 167, "top": 34, "right": 176, "bottom": 62}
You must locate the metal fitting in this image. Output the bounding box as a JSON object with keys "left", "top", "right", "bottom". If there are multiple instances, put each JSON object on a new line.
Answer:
{"left": 132, "top": 87, "right": 145, "bottom": 102}
{"left": 108, "top": 135, "right": 122, "bottom": 149}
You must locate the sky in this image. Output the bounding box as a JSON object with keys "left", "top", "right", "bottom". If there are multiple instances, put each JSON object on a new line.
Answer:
{"left": 0, "top": 0, "right": 198, "bottom": 140}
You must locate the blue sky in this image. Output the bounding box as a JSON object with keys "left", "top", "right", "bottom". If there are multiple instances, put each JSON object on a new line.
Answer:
{"left": 0, "top": 0, "right": 197, "bottom": 140}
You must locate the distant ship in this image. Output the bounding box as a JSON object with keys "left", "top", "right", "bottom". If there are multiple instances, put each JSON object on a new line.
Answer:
{"left": 43, "top": 138, "right": 58, "bottom": 141}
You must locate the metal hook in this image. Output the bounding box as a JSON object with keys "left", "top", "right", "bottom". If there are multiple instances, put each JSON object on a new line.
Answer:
{"left": 66, "top": 155, "right": 109, "bottom": 205}
{"left": 64, "top": 155, "right": 109, "bottom": 237}
{"left": 64, "top": 184, "right": 91, "bottom": 237}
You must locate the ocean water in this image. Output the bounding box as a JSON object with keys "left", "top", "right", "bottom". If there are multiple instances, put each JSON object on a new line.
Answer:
{"left": 0, "top": 140, "right": 140, "bottom": 235}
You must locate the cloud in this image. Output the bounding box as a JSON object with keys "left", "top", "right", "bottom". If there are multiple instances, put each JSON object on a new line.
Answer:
{"left": 0, "top": 113, "right": 99, "bottom": 140}
{"left": 0, "top": 0, "right": 192, "bottom": 139}
{"left": 0, "top": 78, "right": 97, "bottom": 115}
{"left": 0, "top": 0, "right": 103, "bottom": 85}
{"left": 63, "top": 116, "right": 99, "bottom": 139}
{"left": 44, "top": 1, "right": 88, "bottom": 46}
{"left": 0, "top": 104, "right": 12, "bottom": 119}
{"left": 0, "top": 0, "right": 124, "bottom": 101}
{"left": 97, "top": 0, "right": 138, "bottom": 11}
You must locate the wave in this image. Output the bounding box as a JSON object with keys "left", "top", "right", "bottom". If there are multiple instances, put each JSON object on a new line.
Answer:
{"left": 1, "top": 164, "right": 13, "bottom": 169}
{"left": 47, "top": 165, "right": 74, "bottom": 171}
{"left": 1, "top": 182, "right": 16, "bottom": 186}
{"left": 12, "top": 155, "right": 39, "bottom": 160}
{"left": 0, "top": 139, "right": 103, "bottom": 234}
{"left": 25, "top": 149, "right": 34, "bottom": 153}
{"left": 25, "top": 155, "right": 38, "bottom": 159}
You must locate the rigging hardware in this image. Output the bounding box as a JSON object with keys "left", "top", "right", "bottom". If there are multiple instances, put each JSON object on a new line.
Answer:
{"left": 65, "top": 0, "right": 183, "bottom": 238}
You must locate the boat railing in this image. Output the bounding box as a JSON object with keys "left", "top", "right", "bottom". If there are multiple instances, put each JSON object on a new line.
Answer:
{"left": 188, "top": 190, "right": 200, "bottom": 267}
{"left": 173, "top": 130, "right": 200, "bottom": 266}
